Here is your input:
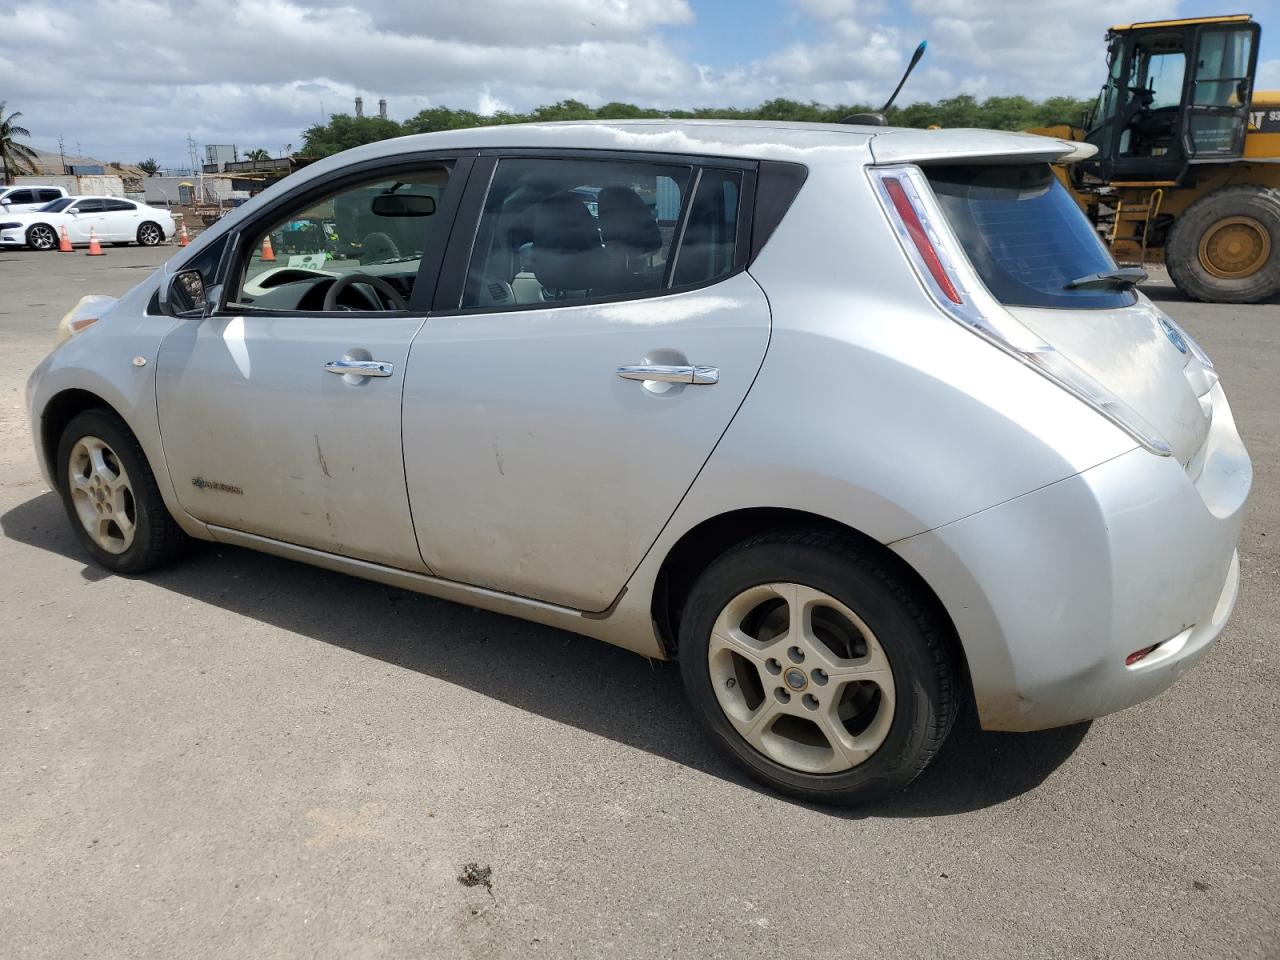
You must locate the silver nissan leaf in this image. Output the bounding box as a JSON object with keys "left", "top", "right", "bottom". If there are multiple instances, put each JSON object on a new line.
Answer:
{"left": 26, "top": 121, "right": 1251, "bottom": 803}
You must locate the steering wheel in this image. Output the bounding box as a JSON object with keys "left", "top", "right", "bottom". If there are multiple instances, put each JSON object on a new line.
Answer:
{"left": 322, "top": 272, "right": 409, "bottom": 311}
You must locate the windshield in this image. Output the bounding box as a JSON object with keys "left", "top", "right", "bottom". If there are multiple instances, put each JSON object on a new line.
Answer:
{"left": 38, "top": 197, "right": 74, "bottom": 213}
{"left": 926, "top": 163, "right": 1137, "bottom": 310}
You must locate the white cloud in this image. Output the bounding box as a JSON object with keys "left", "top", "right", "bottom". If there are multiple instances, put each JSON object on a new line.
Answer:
{"left": 0, "top": 0, "right": 1259, "bottom": 170}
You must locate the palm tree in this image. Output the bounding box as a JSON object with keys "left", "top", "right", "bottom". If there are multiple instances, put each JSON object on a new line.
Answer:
{"left": 1, "top": 102, "right": 39, "bottom": 184}
{"left": 245, "top": 148, "right": 270, "bottom": 171}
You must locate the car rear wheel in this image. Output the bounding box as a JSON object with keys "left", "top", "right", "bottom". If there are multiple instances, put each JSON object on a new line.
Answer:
{"left": 137, "top": 222, "right": 164, "bottom": 246}
{"left": 26, "top": 223, "right": 57, "bottom": 251}
{"left": 56, "top": 409, "right": 186, "bottom": 573}
{"left": 678, "top": 529, "right": 960, "bottom": 804}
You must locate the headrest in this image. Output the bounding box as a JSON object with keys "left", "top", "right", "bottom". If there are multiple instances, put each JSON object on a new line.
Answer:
{"left": 530, "top": 193, "right": 612, "bottom": 292}
{"left": 597, "top": 186, "right": 662, "bottom": 258}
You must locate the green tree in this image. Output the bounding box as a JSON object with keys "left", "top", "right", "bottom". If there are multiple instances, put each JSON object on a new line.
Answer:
{"left": 297, "top": 95, "right": 1102, "bottom": 158}
{"left": 0, "top": 102, "right": 39, "bottom": 184}
{"left": 300, "top": 114, "right": 404, "bottom": 158}
{"left": 403, "top": 106, "right": 486, "bottom": 134}
{"left": 137, "top": 158, "right": 160, "bottom": 176}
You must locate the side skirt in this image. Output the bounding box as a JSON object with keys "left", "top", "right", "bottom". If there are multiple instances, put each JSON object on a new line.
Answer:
{"left": 207, "top": 524, "right": 666, "bottom": 658}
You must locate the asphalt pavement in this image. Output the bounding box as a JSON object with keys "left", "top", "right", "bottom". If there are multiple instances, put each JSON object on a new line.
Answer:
{"left": 1, "top": 244, "right": 1277, "bottom": 959}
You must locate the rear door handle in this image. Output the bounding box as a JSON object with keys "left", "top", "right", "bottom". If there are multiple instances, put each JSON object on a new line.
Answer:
{"left": 616, "top": 364, "right": 718, "bottom": 385}
{"left": 325, "top": 359, "right": 393, "bottom": 378}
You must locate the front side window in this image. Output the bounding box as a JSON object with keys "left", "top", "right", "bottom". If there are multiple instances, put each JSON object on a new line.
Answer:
{"left": 462, "top": 157, "right": 693, "bottom": 309}
{"left": 5, "top": 190, "right": 34, "bottom": 205}
{"left": 229, "top": 161, "right": 454, "bottom": 313}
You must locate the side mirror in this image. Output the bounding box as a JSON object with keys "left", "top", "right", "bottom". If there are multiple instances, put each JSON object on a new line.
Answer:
{"left": 371, "top": 194, "right": 436, "bottom": 217}
{"left": 165, "top": 269, "right": 209, "bottom": 316}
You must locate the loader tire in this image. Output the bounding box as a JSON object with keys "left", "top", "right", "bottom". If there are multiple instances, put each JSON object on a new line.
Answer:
{"left": 1166, "top": 185, "right": 1280, "bottom": 304}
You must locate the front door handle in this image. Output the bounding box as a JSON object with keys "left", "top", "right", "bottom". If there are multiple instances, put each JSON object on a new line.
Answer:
{"left": 616, "top": 364, "right": 718, "bottom": 385}
{"left": 325, "top": 359, "right": 393, "bottom": 378}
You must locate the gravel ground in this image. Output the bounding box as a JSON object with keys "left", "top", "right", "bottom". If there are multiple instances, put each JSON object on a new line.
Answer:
{"left": 1, "top": 245, "right": 1277, "bottom": 959}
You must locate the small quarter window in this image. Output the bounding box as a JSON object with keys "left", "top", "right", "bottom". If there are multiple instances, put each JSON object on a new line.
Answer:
{"left": 672, "top": 169, "right": 742, "bottom": 288}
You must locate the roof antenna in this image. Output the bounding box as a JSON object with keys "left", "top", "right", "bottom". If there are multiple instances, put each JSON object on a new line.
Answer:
{"left": 841, "top": 40, "right": 927, "bottom": 126}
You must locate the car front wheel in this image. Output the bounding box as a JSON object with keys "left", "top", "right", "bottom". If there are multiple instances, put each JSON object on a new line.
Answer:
{"left": 137, "top": 222, "right": 164, "bottom": 246}
{"left": 678, "top": 529, "right": 960, "bottom": 804}
{"left": 56, "top": 409, "right": 186, "bottom": 573}
{"left": 26, "top": 223, "right": 57, "bottom": 251}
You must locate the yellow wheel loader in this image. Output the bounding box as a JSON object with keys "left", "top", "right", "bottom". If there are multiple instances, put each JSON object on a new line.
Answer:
{"left": 1031, "top": 14, "right": 1280, "bottom": 303}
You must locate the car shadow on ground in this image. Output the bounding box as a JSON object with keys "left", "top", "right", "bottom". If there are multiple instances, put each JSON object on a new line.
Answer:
{"left": 3, "top": 491, "right": 1089, "bottom": 819}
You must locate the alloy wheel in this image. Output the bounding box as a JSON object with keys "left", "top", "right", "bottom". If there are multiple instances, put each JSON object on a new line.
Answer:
{"left": 29, "top": 225, "right": 56, "bottom": 250}
{"left": 67, "top": 436, "right": 137, "bottom": 554}
{"left": 707, "top": 582, "right": 896, "bottom": 774}
{"left": 139, "top": 224, "right": 161, "bottom": 246}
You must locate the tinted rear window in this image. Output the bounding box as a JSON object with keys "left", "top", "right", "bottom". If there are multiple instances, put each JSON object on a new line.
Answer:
{"left": 926, "top": 164, "right": 1136, "bottom": 309}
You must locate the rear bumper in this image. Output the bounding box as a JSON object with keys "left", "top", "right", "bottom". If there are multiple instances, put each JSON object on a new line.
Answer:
{"left": 893, "top": 380, "right": 1251, "bottom": 731}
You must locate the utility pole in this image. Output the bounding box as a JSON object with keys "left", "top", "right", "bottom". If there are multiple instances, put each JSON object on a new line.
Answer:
{"left": 58, "top": 136, "right": 67, "bottom": 174}
{"left": 186, "top": 133, "right": 203, "bottom": 202}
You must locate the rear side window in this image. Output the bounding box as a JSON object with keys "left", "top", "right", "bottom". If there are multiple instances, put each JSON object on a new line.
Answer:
{"left": 926, "top": 164, "right": 1136, "bottom": 309}
{"left": 461, "top": 157, "right": 693, "bottom": 309}
{"left": 37, "top": 189, "right": 62, "bottom": 202}
{"left": 104, "top": 199, "right": 136, "bottom": 211}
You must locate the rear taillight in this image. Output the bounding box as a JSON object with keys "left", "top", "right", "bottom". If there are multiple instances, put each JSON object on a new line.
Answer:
{"left": 869, "top": 165, "right": 1173, "bottom": 458}
{"left": 882, "top": 177, "right": 961, "bottom": 305}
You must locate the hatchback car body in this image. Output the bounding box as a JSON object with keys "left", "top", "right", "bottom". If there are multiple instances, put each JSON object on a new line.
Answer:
{"left": 26, "top": 121, "right": 1252, "bottom": 803}
{"left": 2, "top": 195, "right": 174, "bottom": 250}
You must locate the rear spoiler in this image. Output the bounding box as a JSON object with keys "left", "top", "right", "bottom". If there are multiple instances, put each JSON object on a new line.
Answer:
{"left": 868, "top": 128, "right": 1097, "bottom": 166}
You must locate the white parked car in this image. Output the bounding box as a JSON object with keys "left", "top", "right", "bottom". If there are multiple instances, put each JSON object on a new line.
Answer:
{"left": 25, "top": 121, "right": 1252, "bottom": 804}
{"left": 1, "top": 195, "right": 174, "bottom": 250}
{"left": 0, "top": 184, "right": 69, "bottom": 212}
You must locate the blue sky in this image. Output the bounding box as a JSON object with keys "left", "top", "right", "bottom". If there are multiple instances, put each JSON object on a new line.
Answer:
{"left": 2, "top": 0, "right": 1278, "bottom": 169}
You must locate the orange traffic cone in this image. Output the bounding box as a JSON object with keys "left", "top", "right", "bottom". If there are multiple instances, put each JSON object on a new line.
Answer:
{"left": 178, "top": 221, "right": 190, "bottom": 247}
{"left": 58, "top": 225, "right": 73, "bottom": 252}
{"left": 86, "top": 227, "right": 105, "bottom": 256}
{"left": 261, "top": 235, "right": 276, "bottom": 262}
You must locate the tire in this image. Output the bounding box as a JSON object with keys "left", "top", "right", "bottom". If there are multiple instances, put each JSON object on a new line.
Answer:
{"left": 1165, "top": 185, "right": 1280, "bottom": 303}
{"left": 678, "top": 529, "right": 959, "bottom": 805}
{"left": 137, "top": 221, "right": 164, "bottom": 246}
{"left": 26, "top": 223, "right": 58, "bottom": 251}
{"left": 55, "top": 409, "right": 186, "bottom": 574}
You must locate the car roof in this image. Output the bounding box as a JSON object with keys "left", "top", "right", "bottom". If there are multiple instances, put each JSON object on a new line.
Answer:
{"left": 294, "top": 119, "right": 1090, "bottom": 186}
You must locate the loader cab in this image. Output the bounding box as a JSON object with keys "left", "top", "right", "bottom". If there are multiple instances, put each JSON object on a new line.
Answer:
{"left": 1080, "top": 15, "right": 1260, "bottom": 184}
